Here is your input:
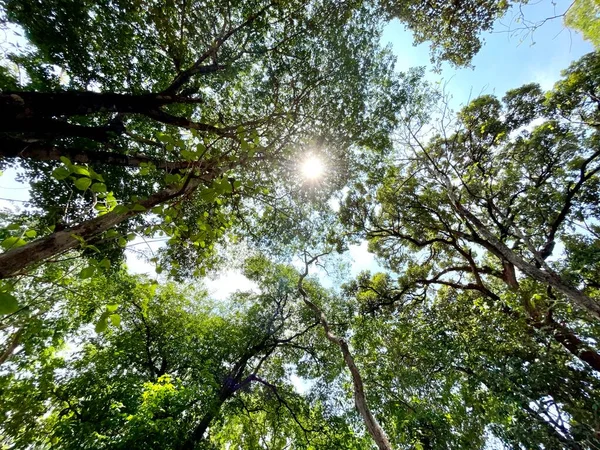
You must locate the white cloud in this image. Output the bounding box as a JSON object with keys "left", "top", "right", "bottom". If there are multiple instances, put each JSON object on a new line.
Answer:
{"left": 205, "top": 270, "right": 259, "bottom": 300}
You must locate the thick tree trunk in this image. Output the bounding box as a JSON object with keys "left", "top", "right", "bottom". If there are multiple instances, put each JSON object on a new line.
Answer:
{"left": 0, "top": 178, "right": 201, "bottom": 279}
{"left": 500, "top": 261, "right": 600, "bottom": 372}
{"left": 544, "top": 318, "right": 600, "bottom": 372}
{"left": 0, "top": 91, "right": 184, "bottom": 119}
{"left": 180, "top": 389, "right": 230, "bottom": 450}
{"left": 0, "top": 139, "right": 190, "bottom": 170}
{"left": 0, "top": 117, "right": 125, "bottom": 141}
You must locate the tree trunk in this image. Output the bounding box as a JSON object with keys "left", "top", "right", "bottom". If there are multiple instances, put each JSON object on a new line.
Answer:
{"left": 298, "top": 257, "right": 393, "bottom": 450}
{"left": 1, "top": 138, "right": 190, "bottom": 170}
{"left": 539, "top": 316, "right": 600, "bottom": 372}
{"left": 0, "top": 178, "right": 201, "bottom": 279}
{"left": 1, "top": 91, "right": 183, "bottom": 119}
{"left": 500, "top": 260, "right": 600, "bottom": 372}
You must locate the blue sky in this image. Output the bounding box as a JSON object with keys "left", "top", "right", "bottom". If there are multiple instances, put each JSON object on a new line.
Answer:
{"left": 382, "top": 0, "right": 593, "bottom": 109}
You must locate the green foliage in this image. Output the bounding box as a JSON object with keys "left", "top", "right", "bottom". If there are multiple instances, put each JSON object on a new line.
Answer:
{"left": 340, "top": 51, "right": 600, "bottom": 448}
{"left": 379, "top": 0, "right": 520, "bottom": 67}
{"left": 565, "top": 0, "right": 600, "bottom": 48}
{"left": 0, "top": 264, "right": 374, "bottom": 449}
{"left": 0, "top": 291, "right": 18, "bottom": 314}
{"left": 1, "top": 2, "right": 599, "bottom": 449}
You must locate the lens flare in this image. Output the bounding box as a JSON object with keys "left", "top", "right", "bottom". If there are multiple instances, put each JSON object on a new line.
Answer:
{"left": 301, "top": 156, "right": 325, "bottom": 180}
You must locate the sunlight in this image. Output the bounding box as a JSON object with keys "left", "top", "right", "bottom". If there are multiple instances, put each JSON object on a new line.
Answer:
{"left": 300, "top": 156, "right": 325, "bottom": 180}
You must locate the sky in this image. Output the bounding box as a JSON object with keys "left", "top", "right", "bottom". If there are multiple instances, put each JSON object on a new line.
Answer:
{"left": 382, "top": 0, "right": 593, "bottom": 107}
{"left": 0, "top": 0, "right": 594, "bottom": 299}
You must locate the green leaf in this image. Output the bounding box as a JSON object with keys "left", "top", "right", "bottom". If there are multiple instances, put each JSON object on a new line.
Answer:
{"left": 95, "top": 318, "right": 108, "bottom": 333}
{"left": 59, "top": 156, "right": 72, "bottom": 166}
{"left": 71, "top": 165, "right": 90, "bottom": 176}
{"left": 24, "top": 230, "right": 37, "bottom": 238}
{"left": 109, "top": 314, "right": 121, "bottom": 326}
{"left": 74, "top": 177, "right": 92, "bottom": 191}
{"left": 90, "top": 183, "right": 107, "bottom": 193}
{"left": 113, "top": 205, "right": 130, "bottom": 214}
{"left": 52, "top": 167, "right": 71, "bottom": 180}
{"left": 0, "top": 292, "right": 18, "bottom": 315}
{"left": 106, "top": 303, "right": 118, "bottom": 313}
{"left": 105, "top": 229, "right": 120, "bottom": 239}
{"left": 131, "top": 204, "right": 146, "bottom": 212}
{"left": 1, "top": 236, "right": 27, "bottom": 250}
{"left": 165, "top": 173, "right": 181, "bottom": 184}
{"left": 99, "top": 258, "right": 111, "bottom": 269}
{"left": 79, "top": 266, "right": 96, "bottom": 279}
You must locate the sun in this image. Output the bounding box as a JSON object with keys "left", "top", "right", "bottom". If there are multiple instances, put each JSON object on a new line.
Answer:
{"left": 300, "top": 156, "right": 325, "bottom": 180}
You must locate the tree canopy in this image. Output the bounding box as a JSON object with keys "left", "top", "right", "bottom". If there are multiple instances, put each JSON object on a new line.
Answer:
{"left": 1, "top": 0, "right": 599, "bottom": 449}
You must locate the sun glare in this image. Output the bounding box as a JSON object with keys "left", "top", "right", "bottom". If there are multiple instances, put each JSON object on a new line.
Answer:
{"left": 301, "top": 156, "right": 325, "bottom": 180}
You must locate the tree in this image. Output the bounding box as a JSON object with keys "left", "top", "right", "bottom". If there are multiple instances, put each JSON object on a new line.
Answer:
{"left": 1, "top": 265, "right": 373, "bottom": 449}
{"left": 566, "top": 0, "right": 600, "bottom": 48}
{"left": 337, "top": 51, "right": 600, "bottom": 447}
{"left": 379, "top": 0, "right": 521, "bottom": 67}
{"left": 0, "top": 0, "right": 404, "bottom": 280}
{"left": 298, "top": 252, "right": 393, "bottom": 450}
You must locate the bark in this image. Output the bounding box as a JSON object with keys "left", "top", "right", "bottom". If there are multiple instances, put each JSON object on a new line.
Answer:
{"left": 0, "top": 91, "right": 187, "bottom": 119}
{"left": 0, "top": 178, "right": 202, "bottom": 279}
{"left": 543, "top": 318, "right": 600, "bottom": 372}
{"left": 179, "top": 349, "right": 259, "bottom": 449}
{"left": 180, "top": 388, "right": 230, "bottom": 450}
{"left": 298, "top": 254, "right": 393, "bottom": 450}
{"left": 1, "top": 117, "right": 125, "bottom": 141}
{"left": 1, "top": 91, "right": 231, "bottom": 141}
{"left": 0, "top": 138, "right": 191, "bottom": 170}
{"left": 497, "top": 260, "right": 600, "bottom": 372}
{"left": 448, "top": 194, "right": 600, "bottom": 320}
{"left": 0, "top": 328, "right": 23, "bottom": 365}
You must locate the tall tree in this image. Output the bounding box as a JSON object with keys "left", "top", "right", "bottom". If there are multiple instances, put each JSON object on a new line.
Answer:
{"left": 338, "top": 51, "right": 600, "bottom": 447}
{"left": 0, "top": 0, "right": 404, "bottom": 280}
{"left": 0, "top": 266, "right": 365, "bottom": 449}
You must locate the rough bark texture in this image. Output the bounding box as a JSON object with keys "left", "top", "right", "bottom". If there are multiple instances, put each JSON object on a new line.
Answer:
{"left": 0, "top": 178, "right": 201, "bottom": 279}
{"left": 298, "top": 255, "right": 393, "bottom": 450}
{"left": 544, "top": 318, "right": 600, "bottom": 372}
{"left": 504, "top": 260, "right": 600, "bottom": 372}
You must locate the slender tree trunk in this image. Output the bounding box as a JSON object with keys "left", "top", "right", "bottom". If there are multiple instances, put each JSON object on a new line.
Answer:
{"left": 0, "top": 328, "right": 23, "bottom": 365}
{"left": 0, "top": 178, "right": 201, "bottom": 279}
{"left": 298, "top": 255, "right": 393, "bottom": 450}
{"left": 1, "top": 139, "right": 190, "bottom": 170}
